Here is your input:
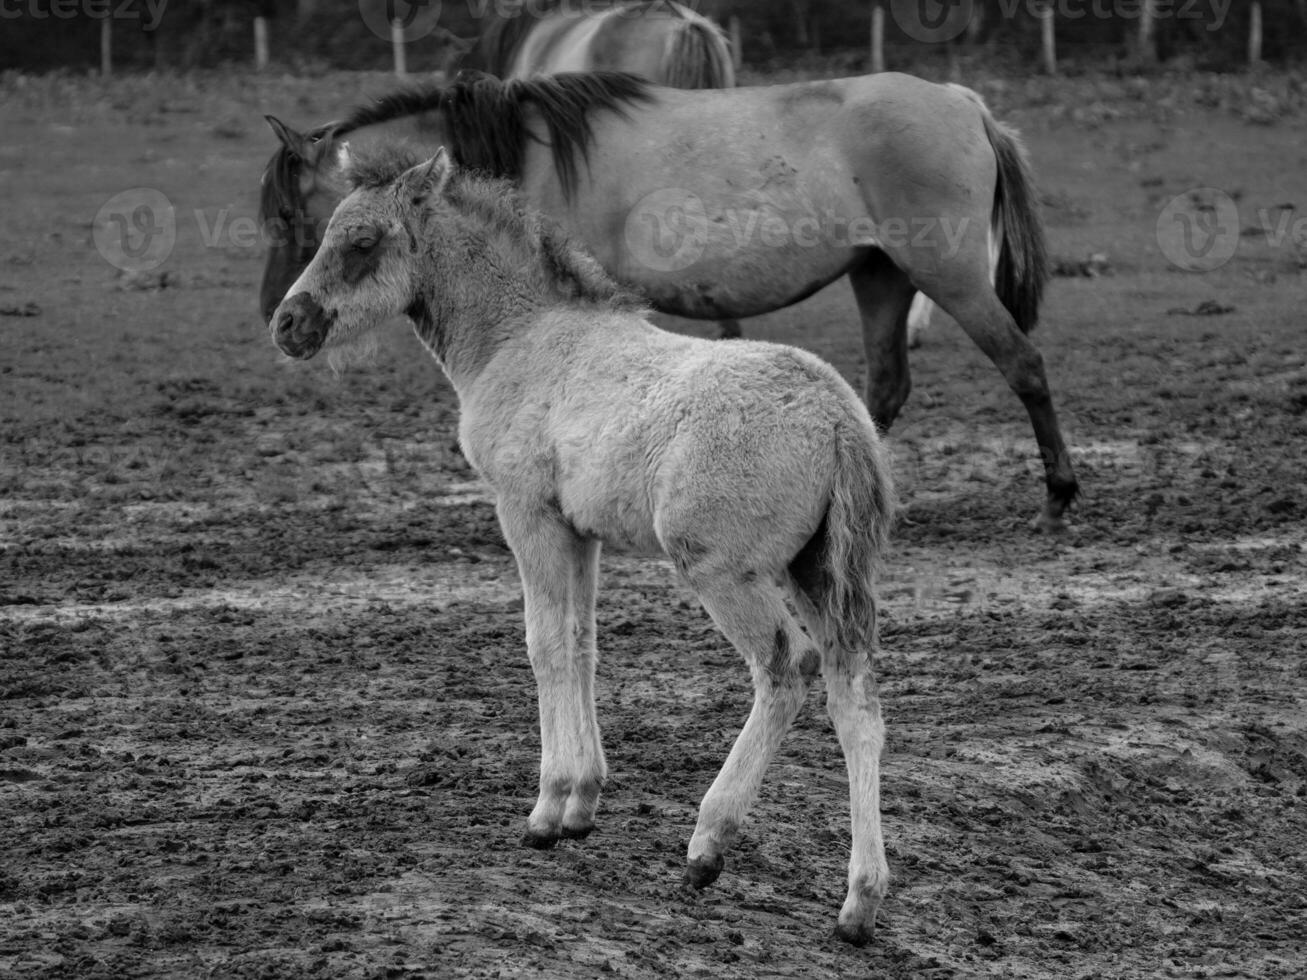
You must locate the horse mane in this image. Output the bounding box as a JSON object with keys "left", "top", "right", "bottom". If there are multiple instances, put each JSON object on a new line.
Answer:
{"left": 259, "top": 144, "right": 298, "bottom": 223}
{"left": 344, "top": 145, "right": 642, "bottom": 312}
{"left": 442, "top": 70, "right": 654, "bottom": 197}
{"left": 259, "top": 85, "right": 446, "bottom": 224}
{"left": 334, "top": 84, "right": 446, "bottom": 138}
{"left": 261, "top": 70, "right": 652, "bottom": 223}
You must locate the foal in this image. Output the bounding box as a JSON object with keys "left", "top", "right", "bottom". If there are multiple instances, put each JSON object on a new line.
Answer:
{"left": 270, "top": 147, "right": 897, "bottom": 945}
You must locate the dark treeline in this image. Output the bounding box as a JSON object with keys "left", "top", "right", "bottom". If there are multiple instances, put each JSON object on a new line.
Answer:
{"left": 1, "top": 0, "right": 1303, "bottom": 74}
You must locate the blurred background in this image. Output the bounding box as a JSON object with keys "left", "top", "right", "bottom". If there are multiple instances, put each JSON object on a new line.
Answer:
{"left": 3, "top": 0, "right": 1305, "bottom": 77}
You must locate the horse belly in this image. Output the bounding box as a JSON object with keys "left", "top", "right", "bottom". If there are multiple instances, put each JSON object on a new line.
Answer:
{"left": 556, "top": 451, "right": 661, "bottom": 554}
{"left": 546, "top": 142, "right": 871, "bottom": 319}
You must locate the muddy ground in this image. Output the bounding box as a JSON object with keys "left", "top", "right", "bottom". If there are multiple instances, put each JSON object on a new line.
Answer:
{"left": 2, "top": 71, "right": 1306, "bottom": 978}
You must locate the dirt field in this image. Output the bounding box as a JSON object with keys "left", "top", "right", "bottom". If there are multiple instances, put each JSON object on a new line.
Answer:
{"left": 2, "top": 69, "right": 1305, "bottom": 978}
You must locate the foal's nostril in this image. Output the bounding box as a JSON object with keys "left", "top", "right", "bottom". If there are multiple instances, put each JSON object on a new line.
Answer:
{"left": 275, "top": 309, "right": 295, "bottom": 337}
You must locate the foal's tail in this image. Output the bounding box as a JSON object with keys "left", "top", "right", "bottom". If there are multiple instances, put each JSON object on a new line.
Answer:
{"left": 819, "top": 420, "right": 897, "bottom": 652}
{"left": 952, "top": 84, "right": 1049, "bottom": 335}
{"left": 660, "top": 3, "right": 736, "bottom": 89}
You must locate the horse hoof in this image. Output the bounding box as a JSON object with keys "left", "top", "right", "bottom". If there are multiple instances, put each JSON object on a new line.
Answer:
{"left": 834, "top": 918, "right": 876, "bottom": 947}
{"left": 560, "top": 823, "right": 594, "bottom": 841}
{"left": 685, "top": 854, "right": 724, "bottom": 889}
{"left": 521, "top": 829, "right": 559, "bottom": 850}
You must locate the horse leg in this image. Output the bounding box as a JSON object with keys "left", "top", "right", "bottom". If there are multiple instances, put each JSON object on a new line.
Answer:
{"left": 927, "top": 281, "right": 1078, "bottom": 531}
{"left": 790, "top": 589, "right": 888, "bottom": 946}
{"left": 497, "top": 505, "right": 607, "bottom": 847}
{"left": 560, "top": 535, "right": 605, "bottom": 836}
{"left": 681, "top": 574, "right": 820, "bottom": 888}
{"left": 848, "top": 251, "right": 918, "bottom": 431}
{"left": 716, "top": 318, "right": 742, "bottom": 339}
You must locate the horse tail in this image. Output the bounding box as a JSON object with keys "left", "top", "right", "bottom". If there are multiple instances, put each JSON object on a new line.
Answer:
{"left": 816, "top": 417, "right": 896, "bottom": 653}
{"left": 660, "top": 4, "right": 735, "bottom": 89}
{"left": 951, "top": 84, "right": 1049, "bottom": 335}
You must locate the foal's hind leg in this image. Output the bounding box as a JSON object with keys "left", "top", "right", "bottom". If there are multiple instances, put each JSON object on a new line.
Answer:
{"left": 681, "top": 573, "right": 820, "bottom": 888}
{"left": 791, "top": 590, "right": 888, "bottom": 946}
{"left": 848, "top": 251, "right": 919, "bottom": 430}
{"left": 497, "top": 505, "right": 607, "bottom": 848}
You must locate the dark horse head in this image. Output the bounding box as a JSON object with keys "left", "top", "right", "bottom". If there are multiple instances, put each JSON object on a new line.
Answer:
{"left": 258, "top": 117, "right": 342, "bottom": 324}
{"left": 257, "top": 83, "right": 464, "bottom": 325}
{"left": 257, "top": 71, "right": 652, "bottom": 324}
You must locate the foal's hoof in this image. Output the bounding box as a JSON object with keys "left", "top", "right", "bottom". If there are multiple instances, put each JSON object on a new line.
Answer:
{"left": 521, "top": 829, "right": 559, "bottom": 850}
{"left": 560, "top": 822, "right": 595, "bottom": 841}
{"left": 834, "top": 918, "right": 876, "bottom": 947}
{"left": 685, "top": 854, "right": 724, "bottom": 889}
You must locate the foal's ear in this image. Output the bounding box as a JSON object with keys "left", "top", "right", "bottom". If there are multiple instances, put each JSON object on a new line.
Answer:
{"left": 400, "top": 148, "right": 453, "bottom": 206}
{"left": 265, "top": 115, "right": 307, "bottom": 157}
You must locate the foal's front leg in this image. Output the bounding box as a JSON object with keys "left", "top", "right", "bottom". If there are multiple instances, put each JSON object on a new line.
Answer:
{"left": 498, "top": 504, "right": 606, "bottom": 848}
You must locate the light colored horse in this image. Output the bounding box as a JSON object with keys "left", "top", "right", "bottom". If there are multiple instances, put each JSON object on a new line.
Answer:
{"left": 458, "top": 0, "right": 734, "bottom": 88}
{"left": 258, "top": 71, "right": 1079, "bottom": 531}
{"left": 269, "top": 146, "right": 897, "bottom": 946}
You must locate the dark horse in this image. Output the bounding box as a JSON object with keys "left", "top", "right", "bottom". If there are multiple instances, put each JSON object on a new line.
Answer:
{"left": 258, "top": 71, "right": 1078, "bottom": 529}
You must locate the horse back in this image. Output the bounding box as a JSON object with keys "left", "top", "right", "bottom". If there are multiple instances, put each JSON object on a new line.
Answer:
{"left": 460, "top": 309, "right": 864, "bottom": 560}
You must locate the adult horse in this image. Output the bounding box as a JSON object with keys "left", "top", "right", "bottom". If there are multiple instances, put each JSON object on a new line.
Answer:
{"left": 271, "top": 143, "right": 896, "bottom": 944}
{"left": 268, "top": 0, "right": 738, "bottom": 337}
{"left": 455, "top": 0, "right": 734, "bottom": 88}
{"left": 258, "top": 71, "right": 1078, "bottom": 529}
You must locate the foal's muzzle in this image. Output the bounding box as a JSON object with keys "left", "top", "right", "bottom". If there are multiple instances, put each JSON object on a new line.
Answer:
{"left": 272, "top": 292, "right": 333, "bottom": 359}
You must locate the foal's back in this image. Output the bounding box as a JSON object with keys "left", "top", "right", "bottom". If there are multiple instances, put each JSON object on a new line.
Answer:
{"left": 461, "top": 307, "right": 871, "bottom": 569}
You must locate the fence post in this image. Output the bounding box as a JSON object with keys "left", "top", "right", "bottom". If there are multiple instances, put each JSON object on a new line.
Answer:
{"left": 392, "top": 20, "right": 408, "bottom": 77}
{"left": 870, "top": 2, "right": 884, "bottom": 74}
{"left": 1249, "top": 2, "right": 1264, "bottom": 65}
{"left": 254, "top": 16, "right": 269, "bottom": 70}
{"left": 1138, "top": 0, "right": 1157, "bottom": 63}
{"left": 1040, "top": 3, "right": 1057, "bottom": 76}
{"left": 100, "top": 19, "right": 112, "bottom": 77}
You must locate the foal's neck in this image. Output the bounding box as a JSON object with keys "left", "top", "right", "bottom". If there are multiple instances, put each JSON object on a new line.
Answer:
{"left": 405, "top": 190, "right": 635, "bottom": 388}
{"left": 407, "top": 260, "right": 549, "bottom": 390}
